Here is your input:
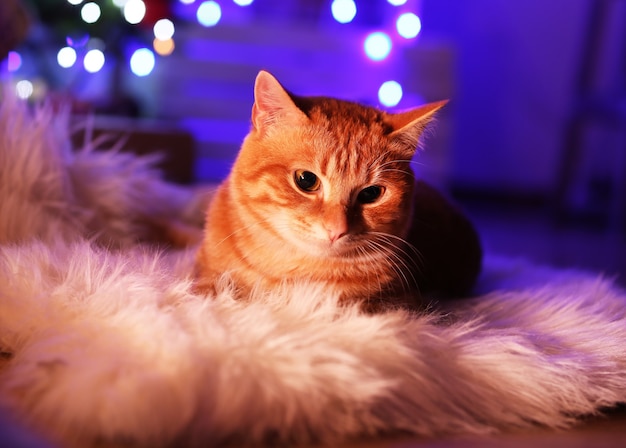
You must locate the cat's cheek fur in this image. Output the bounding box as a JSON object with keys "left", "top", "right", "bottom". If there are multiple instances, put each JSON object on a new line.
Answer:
{"left": 270, "top": 209, "right": 334, "bottom": 255}
{"left": 363, "top": 185, "right": 414, "bottom": 237}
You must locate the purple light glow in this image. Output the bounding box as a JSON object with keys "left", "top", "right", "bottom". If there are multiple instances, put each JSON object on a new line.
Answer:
{"left": 7, "top": 52, "right": 22, "bottom": 72}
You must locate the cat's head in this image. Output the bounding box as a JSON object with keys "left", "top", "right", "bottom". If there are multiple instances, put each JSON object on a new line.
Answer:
{"left": 230, "top": 70, "right": 445, "bottom": 259}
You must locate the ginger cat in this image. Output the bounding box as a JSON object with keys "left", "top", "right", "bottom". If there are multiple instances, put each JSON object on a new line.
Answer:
{"left": 195, "top": 71, "right": 482, "bottom": 310}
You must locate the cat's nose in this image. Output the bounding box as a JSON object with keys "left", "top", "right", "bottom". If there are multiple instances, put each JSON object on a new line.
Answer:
{"left": 327, "top": 227, "right": 347, "bottom": 243}
{"left": 323, "top": 206, "right": 348, "bottom": 243}
{"left": 324, "top": 219, "right": 348, "bottom": 243}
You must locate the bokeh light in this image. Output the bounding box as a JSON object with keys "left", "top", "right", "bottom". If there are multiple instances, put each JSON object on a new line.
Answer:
{"left": 378, "top": 81, "right": 403, "bottom": 107}
{"left": 197, "top": 1, "right": 221, "bottom": 27}
{"left": 81, "top": 2, "right": 101, "bottom": 24}
{"left": 153, "top": 19, "right": 175, "bottom": 40}
{"left": 130, "top": 48, "right": 156, "bottom": 76}
{"left": 7, "top": 51, "right": 22, "bottom": 72}
{"left": 84, "top": 49, "right": 105, "bottom": 73}
{"left": 331, "top": 0, "right": 357, "bottom": 24}
{"left": 124, "top": 0, "right": 146, "bottom": 24}
{"left": 234, "top": 0, "right": 254, "bottom": 5}
{"left": 112, "top": 0, "right": 128, "bottom": 6}
{"left": 179, "top": 0, "right": 195, "bottom": 4}
{"left": 153, "top": 38, "right": 175, "bottom": 56}
{"left": 57, "top": 47, "right": 78, "bottom": 68}
{"left": 67, "top": 0, "right": 84, "bottom": 5}
{"left": 396, "top": 13, "right": 421, "bottom": 39}
{"left": 387, "top": 0, "right": 408, "bottom": 5}
{"left": 15, "top": 80, "right": 34, "bottom": 99}
{"left": 364, "top": 32, "right": 392, "bottom": 61}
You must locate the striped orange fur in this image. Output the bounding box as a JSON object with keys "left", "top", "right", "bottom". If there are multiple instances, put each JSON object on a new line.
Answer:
{"left": 195, "top": 71, "right": 482, "bottom": 310}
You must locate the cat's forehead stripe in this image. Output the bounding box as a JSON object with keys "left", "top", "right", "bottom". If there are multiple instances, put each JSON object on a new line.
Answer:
{"left": 294, "top": 98, "right": 390, "bottom": 179}
{"left": 290, "top": 94, "right": 392, "bottom": 132}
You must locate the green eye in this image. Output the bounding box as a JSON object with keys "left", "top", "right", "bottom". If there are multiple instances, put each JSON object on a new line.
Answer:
{"left": 294, "top": 170, "right": 321, "bottom": 192}
{"left": 357, "top": 185, "right": 385, "bottom": 204}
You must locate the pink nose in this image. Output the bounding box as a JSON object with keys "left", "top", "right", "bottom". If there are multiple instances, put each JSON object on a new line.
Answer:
{"left": 326, "top": 227, "right": 347, "bottom": 243}
{"left": 323, "top": 206, "right": 348, "bottom": 243}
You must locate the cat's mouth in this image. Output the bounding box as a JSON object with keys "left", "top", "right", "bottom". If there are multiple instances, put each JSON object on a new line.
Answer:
{"left": 322, "top": 238, "right": 354, "bottom": 257}
{"left": 305, "top": 234, "right": 386, "bottom": 261}
{"left": 281, "top": 225, "right": 387, "bottom": 261}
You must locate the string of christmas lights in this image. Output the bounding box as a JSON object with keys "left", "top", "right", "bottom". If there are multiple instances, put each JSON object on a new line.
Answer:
{"left": 5, "top": 0, "right": 423, "bottom": 107}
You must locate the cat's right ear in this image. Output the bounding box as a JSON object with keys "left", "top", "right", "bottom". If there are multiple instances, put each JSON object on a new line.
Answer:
{"left": 252, "top": 71, "right": 307, "bottom": 135}
{"left": 386, "top": 100, "right": 448, "bottom": 154}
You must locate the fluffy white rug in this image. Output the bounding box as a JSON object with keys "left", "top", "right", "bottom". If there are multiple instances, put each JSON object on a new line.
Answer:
{"left": 1, "top": 93, "right": 625, "bottom": 448}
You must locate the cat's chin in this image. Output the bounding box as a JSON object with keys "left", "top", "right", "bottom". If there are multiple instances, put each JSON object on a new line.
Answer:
{"left": 320, "top": 240, "right": 354, "bottom": 258}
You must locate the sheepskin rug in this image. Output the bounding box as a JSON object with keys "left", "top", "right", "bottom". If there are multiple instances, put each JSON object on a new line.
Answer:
{"left": 1, "top": 93, "right": 626, "bottom": 448}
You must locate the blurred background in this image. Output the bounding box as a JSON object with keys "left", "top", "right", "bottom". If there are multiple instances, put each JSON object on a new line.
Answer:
{"left": 1, "top": 0, "right": 625, "bottom": 280}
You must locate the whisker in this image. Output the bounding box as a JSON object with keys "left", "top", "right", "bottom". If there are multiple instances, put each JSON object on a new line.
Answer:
{"left": 371, "top": 157, "right": 432, "bottom": 182}
{"left": 369, "top": 231, "right": 424, "bottom": 266}
{"left": 363, "top": 239, "right": 407, "bottom": 292}
{"left": 365, "top": 238, "right": 417, "bottom": 295}
{"left": 377, "top": 158, "right": 429, "bottom": 170}
{"left": 355, "top": 244, "right": 385, "bottom": 299}
{"left": 366, "top": 231, "right": 426, "bottom": 297}
{"left": 378, "top": 158, "right": 412, "bottom": 168}
{"left": 212, "top": 217, "right": 275, "bottom": 249}
{"left": 379, "top": 168, "right": 414, "bottom": 176}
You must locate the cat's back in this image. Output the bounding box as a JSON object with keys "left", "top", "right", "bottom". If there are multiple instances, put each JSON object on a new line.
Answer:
{"left": 406, "top": 181, "right": 483, "bottom": 298}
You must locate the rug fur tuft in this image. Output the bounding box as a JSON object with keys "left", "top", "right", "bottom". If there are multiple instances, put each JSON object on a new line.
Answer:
{"left": 1, "top": 93, "right": 625, "bottom": 447}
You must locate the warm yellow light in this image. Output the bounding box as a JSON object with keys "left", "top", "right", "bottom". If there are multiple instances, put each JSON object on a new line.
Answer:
{"left": 153, "top": 38, "right": 175, "bottom": 56}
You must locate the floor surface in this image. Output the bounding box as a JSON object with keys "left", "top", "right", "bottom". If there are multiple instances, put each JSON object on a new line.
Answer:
{"left": 337, "top": 407, "right": 626, "bottom": 448}
{"left": 466, "top": 200, "right": 626, "bottom": 287}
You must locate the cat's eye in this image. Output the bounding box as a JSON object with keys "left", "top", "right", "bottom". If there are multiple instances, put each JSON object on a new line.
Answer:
{"left": 294, "top": 170, "right": 321, "bottom": 192}
{"left": 357, "top": 185, "right": 385, "bottom": 204}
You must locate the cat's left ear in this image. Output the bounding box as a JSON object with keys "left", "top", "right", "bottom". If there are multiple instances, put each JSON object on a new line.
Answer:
{"left": 251, "top": 70, "right": 308, "bottom": 135}
{"left": 385, "top": 100, "right": 448, "bottom": 154}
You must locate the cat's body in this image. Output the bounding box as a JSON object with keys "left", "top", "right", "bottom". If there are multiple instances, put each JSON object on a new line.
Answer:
{"left": 195, "top": 71, "right": 482, "bottom": 310}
